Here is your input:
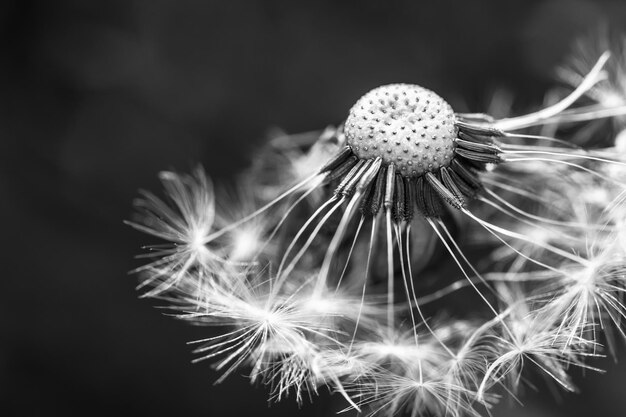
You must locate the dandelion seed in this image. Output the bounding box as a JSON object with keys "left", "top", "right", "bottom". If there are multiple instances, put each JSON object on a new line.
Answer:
{"left": 476, "top": 284, "right": 601, "bottom": 401}
{"left": 346, "top": 369, "right": 480, "bottom": 417}
{"left": 537, "top": 232, "right": 626, "bottom": 352}
{"left": 180, "top": 269, "right": 345, "bottom": 382}
{"left": 126, "top": 167, "right": 222, "bottom": 295}
{"left": 352, "top": 326, "right": 449, "bottom": 378}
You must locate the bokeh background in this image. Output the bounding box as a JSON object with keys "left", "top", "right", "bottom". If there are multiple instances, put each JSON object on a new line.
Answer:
{"left": 2, "top": 0, "right": 626, "bottom": 416}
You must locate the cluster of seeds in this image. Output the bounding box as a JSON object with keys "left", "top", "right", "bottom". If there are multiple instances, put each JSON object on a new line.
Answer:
{"left": 128, "top": 48, "right": 626, "bottom": 417}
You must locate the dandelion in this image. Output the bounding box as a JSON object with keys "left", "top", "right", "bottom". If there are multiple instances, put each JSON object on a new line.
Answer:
{"left": 128, "top": 46, "right": 626, "bottom": 416}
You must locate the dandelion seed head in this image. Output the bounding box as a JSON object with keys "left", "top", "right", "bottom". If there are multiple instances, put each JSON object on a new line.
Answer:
{"left": 345, "top": 84, "right": 457, "bottom": 177}
{"left": 127, "top": 48, "right": 626, "bottom": 415}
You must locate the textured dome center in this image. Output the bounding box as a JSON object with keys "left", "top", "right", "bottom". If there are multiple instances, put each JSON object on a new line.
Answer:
{"left": 345, "top": 84, "right": 457, "bottom": 177}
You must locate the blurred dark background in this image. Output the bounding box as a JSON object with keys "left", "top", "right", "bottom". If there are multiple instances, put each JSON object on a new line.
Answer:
{"left": 2, "top": 0, "right": 626, "bottom": 416}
